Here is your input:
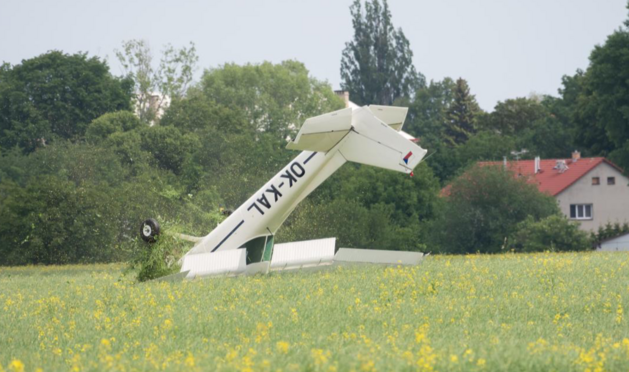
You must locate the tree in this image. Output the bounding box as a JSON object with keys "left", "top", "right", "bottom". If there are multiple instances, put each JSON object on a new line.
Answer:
{"left": 277, "top": 199, "right": 424, "bottom": 251}
{"left": 340, "top": 0, "right": 424, "bottom": 106}
{"left": 428, "top": 165, "right": 559, "bottom": 254}
{"left": 405, "top": 78, "right": 455, "bottom": 144}
{"left": 569, "top": 17, "right": 629, "bottom": 169}
{"left": 159, "top": 91, "right": 249, "bottom": 134}
{"left": 0, "top": 51, "right": 133, "bottom": 152}
{"left": 478, "top": 97, "right": 547, "bottom": 137}
{"left": 315, "top": 162, "right": 441, "bottom": 225}
{"left": 458, "top": 131, "right": 516, "bottom": 163}
{"left": 443, "top": 78, "right": 480, "bottom": 146}
{"left": 199, "top": 61, "right": 344, "bottom": 139}
{"left": 138, "top": 126, "right": 200, "bottom": 175}
{"left": 86, "top": 111, "right": 142, "bottom": 143}
{"left": 116, "top": 40, "right": 198, "bottom": 124}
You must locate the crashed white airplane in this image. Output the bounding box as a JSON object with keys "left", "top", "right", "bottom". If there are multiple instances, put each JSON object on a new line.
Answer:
{"left": 141, "top": 104, "right": 427, "bottom": 279}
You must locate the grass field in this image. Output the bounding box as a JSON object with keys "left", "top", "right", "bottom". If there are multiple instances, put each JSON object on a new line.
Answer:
{"left": 1, "top": 252, "right": 629, "bottom": 372}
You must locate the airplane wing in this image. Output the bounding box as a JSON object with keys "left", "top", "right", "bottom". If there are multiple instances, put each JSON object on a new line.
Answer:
{"left": 286, "top": 107, "right": 352, "bottom": 152}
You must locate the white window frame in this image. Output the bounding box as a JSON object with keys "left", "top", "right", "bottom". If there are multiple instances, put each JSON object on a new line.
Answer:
{"left": 570, "top": 204, "right": 593, "bottom": 220}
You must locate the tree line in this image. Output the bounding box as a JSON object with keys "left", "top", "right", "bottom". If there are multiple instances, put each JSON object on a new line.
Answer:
{"left": 2, "top": 0, "right": 628, "bottom": 265}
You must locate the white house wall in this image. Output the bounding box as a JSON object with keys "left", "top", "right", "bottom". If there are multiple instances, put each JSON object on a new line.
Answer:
{"left": 555, "top": 162, "right": 629, "bottom": 231}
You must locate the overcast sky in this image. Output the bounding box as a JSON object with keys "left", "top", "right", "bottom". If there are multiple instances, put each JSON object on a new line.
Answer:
{"left": 1, "top": 0, "right": 626, "bottom": 110}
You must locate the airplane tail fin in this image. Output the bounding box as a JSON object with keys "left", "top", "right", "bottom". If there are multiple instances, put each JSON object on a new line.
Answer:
{"left": 287, "top": 106, "right": 427, "bottom": 174}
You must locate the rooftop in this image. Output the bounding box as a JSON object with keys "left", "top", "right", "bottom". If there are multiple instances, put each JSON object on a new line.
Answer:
{"left": 478, "top": 157, "right": 623, "bottom": 196}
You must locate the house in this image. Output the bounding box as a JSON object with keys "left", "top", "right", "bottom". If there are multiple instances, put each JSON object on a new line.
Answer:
{"left": 459, "top": 151, "right": 629, "bottom": 231}
{"left": 597, "top": 232, "right": 629, "bottom": 252}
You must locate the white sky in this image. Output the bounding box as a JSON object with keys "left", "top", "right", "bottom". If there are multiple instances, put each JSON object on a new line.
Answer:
{"left": 1, "top": 0, "right": 626, "bottom": 110}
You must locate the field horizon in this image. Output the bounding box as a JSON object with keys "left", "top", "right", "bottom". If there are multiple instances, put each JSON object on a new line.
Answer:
{"left": 1, "top": 252, "right": 629, "bottom": 371}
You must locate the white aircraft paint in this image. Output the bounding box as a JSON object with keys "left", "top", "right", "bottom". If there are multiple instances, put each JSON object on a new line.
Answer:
{"left": 180, "top": 105, "right": 427, "bottom": 277}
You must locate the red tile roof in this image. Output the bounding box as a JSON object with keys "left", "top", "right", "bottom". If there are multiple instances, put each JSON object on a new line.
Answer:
{"left": 477, "top": 157, "right": 623, "bottom": 196}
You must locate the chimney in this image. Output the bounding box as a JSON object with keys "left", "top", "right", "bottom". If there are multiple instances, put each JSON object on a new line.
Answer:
{"left": 534, "top": 156, "right": 540, "bottom": 174}
{"left": 503, "top": 156, "right": 507, "bottom": 170}
{"left": 334, "top": 90, "right": 350, "bottom": 108}
{"left": 571, "top": 150, "right": 580, "bottom": 163}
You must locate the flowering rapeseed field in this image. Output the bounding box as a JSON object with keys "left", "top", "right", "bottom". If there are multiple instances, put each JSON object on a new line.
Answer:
{"left": 1, "top": 252, "right": 629, "bottom": 371}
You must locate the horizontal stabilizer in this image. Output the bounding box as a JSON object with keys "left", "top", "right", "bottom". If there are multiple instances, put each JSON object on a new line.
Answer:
{"left": 334, "top": 248, "right": 423, "bottom": 265}
{"left": 368, "top": 105, "right": 408, "bottom": 131}
{"left": 286, "top": 108, "right": 352, "bottom": 152}
{"left": 339, "top": 108, "right": 426, "bottom": 174}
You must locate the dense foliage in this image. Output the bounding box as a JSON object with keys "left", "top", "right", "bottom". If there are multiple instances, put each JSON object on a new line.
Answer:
{"left": 512, "top": 215, "right": 591, "bottom": 252}
{"left": 3, "top": 0, "right": 629, "bottom": 265}
{"left": 0, "top": 51, "right": 133, "bottom": 152}
{"left": 426, "top": 165, "right": 560, "bottom": 254}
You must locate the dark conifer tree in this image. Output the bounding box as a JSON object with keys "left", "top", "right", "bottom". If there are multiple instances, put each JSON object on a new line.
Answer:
{"left": 443, "top": 78, "right": 479, "bottom": 146}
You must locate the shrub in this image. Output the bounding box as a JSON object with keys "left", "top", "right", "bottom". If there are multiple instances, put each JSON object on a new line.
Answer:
{"left": 130, "top": 224, "right": 192, "bottom": 282}
{"left": 427, "top": 165, "right": 559, "bottom": 254}
{"left": 511, "top": 215, "right": 590, "bottom": 252}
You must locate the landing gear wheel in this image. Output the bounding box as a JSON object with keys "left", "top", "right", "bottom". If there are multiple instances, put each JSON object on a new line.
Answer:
{"left": 140, "top": 218, "right": 160, "bottom": 243}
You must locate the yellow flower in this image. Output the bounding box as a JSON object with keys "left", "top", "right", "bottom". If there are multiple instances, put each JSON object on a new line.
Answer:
{"left": 360, "top": 360, "right": 375, "bottom": 371}
{"left": 8, "top": 360, "right": 24, "bottom": 372}
{"left": 311, "top": 348, "right": 330, "bottom": 365}
{"left": 184, "top": 353, "right": 195, "bottom": 367}
{"left": 277, "top": 341, "right": 290, "bottom": 354}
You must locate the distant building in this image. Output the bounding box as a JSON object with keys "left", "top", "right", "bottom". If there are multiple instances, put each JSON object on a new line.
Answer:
{"left": 134, "top": 92, "right": 170, "bottom": 126}
{"left": 444, "top": 151, "right": 629, "bottom": 231}
{"left": 597, "top": 232, "right": 629, "bottom": 252}
{"left": 334, "top": 90, "right": 359, "bottom": 109}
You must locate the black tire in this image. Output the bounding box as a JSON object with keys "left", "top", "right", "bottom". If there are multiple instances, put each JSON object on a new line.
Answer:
{"left": 140, "top": 218, "right": 160, "bottom": 243}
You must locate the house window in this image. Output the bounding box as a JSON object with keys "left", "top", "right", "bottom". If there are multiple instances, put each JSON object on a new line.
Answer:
{"left": 592, "top": 177, "right": 600, "bottom": 185}
{"left": 570, "top": 204, "right": 593, "bottom": 220}
{"left": 608, "top": 177, "right": 615, "bottom": 185}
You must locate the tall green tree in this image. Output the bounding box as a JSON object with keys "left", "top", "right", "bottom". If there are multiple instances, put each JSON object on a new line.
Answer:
{"left": 566, "top": 8, "right": 629, "bottom": 170}
{"left": 340, "top": 0, "right": 424, "bottom": 106}
{"left": 0, "top": 52, "right": 133, "bottom": 152}
{"left": 405, "top": 78, "right": 455, "bottom": 144}
{"left": 443, "top": 78, "right": 479, "bottom": 146}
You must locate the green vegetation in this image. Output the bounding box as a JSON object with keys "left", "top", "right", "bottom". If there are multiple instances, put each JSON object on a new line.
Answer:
{"left": 3, "top": 0, "right": 629, "bottom": 266}
{"left": 512, "top": 215, "right": 591, "bottom": 253}
{"left": 2, "top": 253, "right": 629, "bottom": 371}
{"left": 340, "top": 0, "right": 424, "bottom": 106}
{"left": 442, "top": 78, "right": 480, "bottom": 147}
{"left": 0, "top": 51, "right": 133, "bottom": 152}
{"left": 426, "top": 165, "right": 559, "bottom": 254}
